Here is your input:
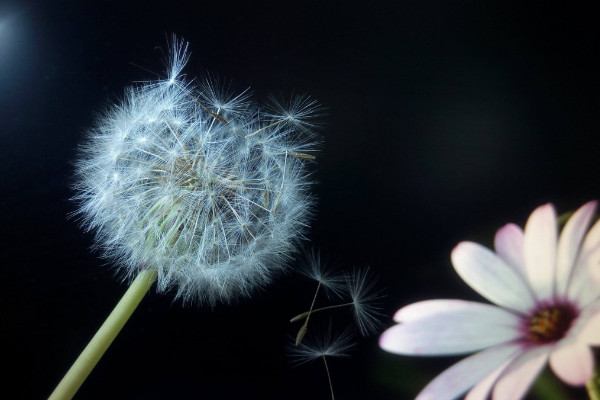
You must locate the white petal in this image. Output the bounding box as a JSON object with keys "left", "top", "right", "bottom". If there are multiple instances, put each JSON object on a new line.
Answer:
{"left": 494, "top": 223, "right": 526, "bottom": 273}
{"left": 493, "top": 345, "right": 551, "bottom": 400}
{"left": 523, "top": 203, "right": 557, "bottom": 300}
{"left": 380, "top": 300, "right": 521, "bottom": 355}
{"left": 465, "top": 360, "right": 511, "bottom": 400}
{"left": 555, "top": 201, "right": 597, "bottom": 296}
{"left": 549, "top": 342, "right": 593, "bottom": 385}
{"left": 414, "top": 342, "right": 522, "bottom": 400}
{"left": 451, "top": 242, "right": 535, "bottom": 312}
{"left": 392, "top": 298, "right": 498, "bottom": 322}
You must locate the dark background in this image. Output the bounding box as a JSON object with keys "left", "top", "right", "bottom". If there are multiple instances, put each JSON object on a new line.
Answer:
{"left": 1, "top": 1, "right": 598, "bottom": 399}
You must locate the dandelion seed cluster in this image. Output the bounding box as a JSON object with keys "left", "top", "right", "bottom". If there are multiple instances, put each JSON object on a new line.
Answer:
{"left": 73, "top": 39, "right": 318, "bottom": 305}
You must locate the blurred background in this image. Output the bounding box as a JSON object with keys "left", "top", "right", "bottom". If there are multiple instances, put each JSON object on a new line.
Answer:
{"left": 1, "top": 1, "right": 598, "bottom": 399}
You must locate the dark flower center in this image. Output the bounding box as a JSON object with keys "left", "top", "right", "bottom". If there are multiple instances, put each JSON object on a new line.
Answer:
{"left": 527, "top": 304, "right": 577, "bottom": 343}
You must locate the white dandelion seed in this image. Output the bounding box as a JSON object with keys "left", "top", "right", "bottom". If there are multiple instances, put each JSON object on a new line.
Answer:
{"left": 345, "top": 267, "right": 385, "bottom": 336}
{"left": 289, "top": 326, "right": 355, "bottom": 400}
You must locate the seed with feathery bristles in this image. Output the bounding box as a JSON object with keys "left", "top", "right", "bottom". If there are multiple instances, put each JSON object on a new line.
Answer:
{"left": 288, "top": 326, "right": 355, "bottom": 400}
{"left": 345, "top": 267, "right": 385, "bottom": 336}
{"left": 288, "top": 325, "right": 355, "bottom": 365}
{"left": 291, "top": 260, "right": 384, "bottom": 338}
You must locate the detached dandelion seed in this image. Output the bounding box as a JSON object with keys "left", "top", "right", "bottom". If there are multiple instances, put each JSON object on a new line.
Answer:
{"left": 289, "top": 326, "right": 355, "bottom": 400}
{"left": 293, "top": 249, "right": 346, "bottom": 344}
{"left": 288, "top": 251, "right": 384, "bottom": 400}
{"left": 291, "top": 261, "right": 383, "bottom": 339}
{"left": 346, "top": 267, "right": 385, "bottom": 336}
{"left": 51, "top": 36, "right": 319, "bottom": 400}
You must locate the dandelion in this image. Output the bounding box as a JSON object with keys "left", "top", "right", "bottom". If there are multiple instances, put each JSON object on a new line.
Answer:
{"left": 380, "top": 202, "right": 600, "bottom": 400}
{"left": 51, "top": 36, "right": 318, "bottom": 400}
{"left": 74, "top": 37, "right": 317, "bottom": 305}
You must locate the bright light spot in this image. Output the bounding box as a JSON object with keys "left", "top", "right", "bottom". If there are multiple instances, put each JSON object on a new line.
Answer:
{"left": 112, "top": 173, "right": 120, "bottom": 181}
{"left": 0, "top": 12, "right": 16, "bottom": 63}
{"left": 1, "top": 5, "right": 37, "bottom": 107}
{"left": 139, "top": 136, "right": 147, "bottom": 143}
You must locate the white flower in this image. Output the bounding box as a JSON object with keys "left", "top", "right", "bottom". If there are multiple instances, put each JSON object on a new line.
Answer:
{"left": 73, "top": 37, "right": 318, "bottom": 306}
{"left": 380, "top": 202, "right": 600, "bottom": 400}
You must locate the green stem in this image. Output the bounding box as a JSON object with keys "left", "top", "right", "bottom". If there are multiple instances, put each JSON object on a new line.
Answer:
{"left": 48, "top": 268, "right": 158, "bottom": 400}
{"left": 587, "top": 367, "right": 600, "bottom": 400}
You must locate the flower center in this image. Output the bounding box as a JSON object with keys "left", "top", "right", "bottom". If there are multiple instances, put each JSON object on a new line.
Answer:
{"left": 527, "top": 304, "right": 577, "bottom": 343}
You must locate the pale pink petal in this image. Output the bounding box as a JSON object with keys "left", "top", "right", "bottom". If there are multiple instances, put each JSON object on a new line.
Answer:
{"left": 592, "top": 262, "right": 600, "bottom": 282}
{"left": 493, "top": 345, "right": 551, "bottom": 400}
{"left": 569, "top": 263, "right": 600, "bottom": 306}
{"left": 414, "top": 343, "right": 522, "bottom": 400}
{"left": 465, "top": 359, "right": 512, "bottom": 400}
{"left": 569, "top": 218, "right": 600, "bottom": 304}
{"left": 549, "top": 342, "right": 593, "bottom": 385}
{"left": 380, "top": 300, "right": 521, "bottom": 355}
{"left": 579, "top": 210, "right": 600, "bottom": 258}
{"left": 577, "top": 303, "right": 600, "bottom": 345}
{"left": 553, "top": 299, "right": 600, "bottom": 345}
{"left": 555, "top": 201, "right": 597, "bottom": 296}
{"left": 494, "top": 223, "right": 526, "bottom": 274}
{"left": 523, "top": 203, "right": 557, "bottom": 300}
{"left": 451, "top": 242, "right": 535, "bottom": 312}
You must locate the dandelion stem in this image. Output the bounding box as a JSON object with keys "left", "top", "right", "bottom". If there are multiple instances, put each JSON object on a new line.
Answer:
{"left": 290, "top": 302, "right": 354, "bottom": 322}
{"left": 322, "top": 355, "right": 335, "bottom": 400}
{"left": 586, "top": 367, "right": 600, "bottom": 400}
{"left": 48, "top": 268, "right": 158, "bottom": 400}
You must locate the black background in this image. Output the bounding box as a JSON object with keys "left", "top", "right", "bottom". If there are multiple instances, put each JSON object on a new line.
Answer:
{"left": 1, "top": 1, "right": 598, "bottom": 399}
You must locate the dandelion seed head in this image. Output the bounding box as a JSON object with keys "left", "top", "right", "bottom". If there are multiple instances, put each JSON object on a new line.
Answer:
{"left": 73, "top": 37, "right": 318, "bottom": 306}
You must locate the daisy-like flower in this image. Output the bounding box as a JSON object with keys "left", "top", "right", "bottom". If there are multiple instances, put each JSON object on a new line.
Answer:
{"left": 380, "top": 202, "right": 600, "bottom": 400}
